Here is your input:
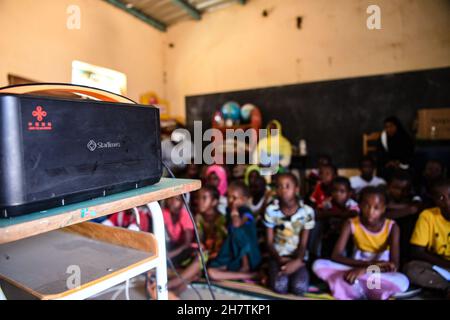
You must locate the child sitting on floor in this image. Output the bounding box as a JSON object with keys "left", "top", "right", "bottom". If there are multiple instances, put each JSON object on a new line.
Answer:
{"left": 162, "top": 195, "right": 195, "bottom": 267}
{"left": 168, "top": 186, "right": 227, "bottom": 294}
{"left": 350, "top": 156, "right": 386, "bottom": 196}
{"left": 404, "top": 179, "right": 450, "bottom": 298}
{"left": 248, "top": 175, "right": 272, "bottom": 219}
{"left": 415, "top": 159, "right": 445, "bottom": 208}
{"left": 264, "top": 173, "right": 315, "bottom": 295}
{"left": 307, "top": 154, "right": 332, "bottom": 192}
{"left": 385, "top": 169, "right": 423, "bottom": 265}
{"left": 313, "top": 186, "right": 409, "bottom": 300}
{"left": 208, "top": 181, "right": 261, "bottom": 281}
{"left": 102, "top": 206, "right": 150, "bottom": 232}
{"left": 245, "top": 164, "right": 261, "bottom": 186}
{"left": 205, "top": 164, "right": 228, "bottom": 215}
{"left": 309, "top": 163, "right": 337, "bottom": 209}
{"left": 386, "top": 170, "right": 422, "bottom": 219}
{"left": 312, "top": 177, "right": 360, "bottom": 258}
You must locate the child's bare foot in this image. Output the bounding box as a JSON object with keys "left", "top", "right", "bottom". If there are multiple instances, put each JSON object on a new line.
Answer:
{"left": 239, "top": 266, "right": 250, "bottom": 273}
{"left": 242, "top": 272, "right": 259, "bottom": 284}
{"left": 146, "top": 277, "right": 180, "bottom": 300}
{"left": 169, "top": 290, "right": 180, "bottom": 300}
{"left": 145, "top": 277, "right": 157, "bottom": 300}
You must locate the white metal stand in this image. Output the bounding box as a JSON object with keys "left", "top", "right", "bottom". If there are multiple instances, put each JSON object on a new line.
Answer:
{"left": 58, "top": 201, "right": 168, "bottom": 300}
{"left": 147, "top": 201, "right": 168, "bottom": 300}
{"left": 0, "top": 201, "right": 168, "bottom": 301}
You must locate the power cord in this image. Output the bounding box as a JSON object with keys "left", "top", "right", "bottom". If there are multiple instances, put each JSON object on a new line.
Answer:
{"left": 167, "top": 255, "right": 203, "bottom": 300}
{"left": 162, "top": 162, "right": 216, "bottom": 300}
{"left": 144, "top": 244, "right": 204, "bottom": 300}
{"left": 130, "top": 207, "right": 202, "bottom": 300}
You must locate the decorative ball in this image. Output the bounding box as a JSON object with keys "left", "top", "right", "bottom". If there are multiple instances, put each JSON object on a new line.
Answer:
{"left": 240, "top": 103, "right": 256, "bottom": 122}
{"left": 221, "top": 101, "right": 241, "bottom": 121}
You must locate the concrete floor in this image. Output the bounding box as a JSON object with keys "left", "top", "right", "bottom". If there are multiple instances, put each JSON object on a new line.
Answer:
{"left": 89, "top": 275, "right": 265, "bottom": 300}
{"left": 2, "top": 275, "right": 438, "bottom": 300}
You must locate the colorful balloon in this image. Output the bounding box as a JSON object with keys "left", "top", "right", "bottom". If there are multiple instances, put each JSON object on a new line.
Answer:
{"left": 240, "top": 103, "right": 256, "bottom": 122}
{"left": 221, "top": 101, "right": 241, "bottom": 121}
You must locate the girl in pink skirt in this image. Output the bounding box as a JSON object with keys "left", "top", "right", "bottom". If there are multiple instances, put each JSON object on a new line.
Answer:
{"left": 313, "top": 186, "right": 409, "bottom": 300}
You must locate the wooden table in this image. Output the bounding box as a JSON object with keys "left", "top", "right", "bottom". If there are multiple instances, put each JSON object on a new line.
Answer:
{"left": 0, "top": 178, "right": 201, "bottom": 300}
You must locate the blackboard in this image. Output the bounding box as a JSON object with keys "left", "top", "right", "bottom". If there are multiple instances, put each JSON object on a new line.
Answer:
{"left": 185, "top": 67, "right": 450, "bottom": 168}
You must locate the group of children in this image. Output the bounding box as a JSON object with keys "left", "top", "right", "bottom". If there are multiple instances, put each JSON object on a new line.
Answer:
{"left": 102, "top": 156, "right": 449, "bottom": 300}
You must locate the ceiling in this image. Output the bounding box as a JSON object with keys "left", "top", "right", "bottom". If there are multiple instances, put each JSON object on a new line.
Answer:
{"left": 104, "top": 0, "right": 247, "bottom": 32}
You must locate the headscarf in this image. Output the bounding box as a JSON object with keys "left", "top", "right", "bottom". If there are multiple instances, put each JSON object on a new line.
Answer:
{"left": 244, "top": 165, "right": 261, "bottom": 186}
{"left": 381, "top": 116, "right": 414, "bottom": 164}
{"left": 205, "top": 165, "right": 228, "bottom": 196}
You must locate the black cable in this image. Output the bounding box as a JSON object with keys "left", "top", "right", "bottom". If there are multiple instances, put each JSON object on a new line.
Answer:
{"left": 162, "top": 162, "right": 216, "bottom": 300}
{"left": 167, "top": 256, "right": 203, "bottom": 300}
{"left": 143, "top": 257, "right": 203, "bottom": 300}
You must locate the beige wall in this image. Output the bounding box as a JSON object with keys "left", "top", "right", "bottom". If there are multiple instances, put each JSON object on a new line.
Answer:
{"left": 165, "top": 0, "right": 450, "bottom": 119}
{"left": 1, "top": 0, "right": 449, "bottom": 117}
{"left": 0, "top": 0, "right": 165, "bottom": 102}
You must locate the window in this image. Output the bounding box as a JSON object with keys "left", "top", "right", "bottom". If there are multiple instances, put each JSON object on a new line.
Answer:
{"left": 71, "top": 60, "right": 127, "bottom": 96}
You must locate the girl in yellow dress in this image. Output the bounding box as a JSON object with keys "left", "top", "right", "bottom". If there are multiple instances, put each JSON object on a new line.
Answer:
{"left": 313, "top": 186, "right": 409, "bottom": 299}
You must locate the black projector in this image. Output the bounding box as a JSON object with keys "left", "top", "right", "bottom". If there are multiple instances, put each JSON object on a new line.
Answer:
{"left": 0, "top": 93, "right": 162, "bottom": 218}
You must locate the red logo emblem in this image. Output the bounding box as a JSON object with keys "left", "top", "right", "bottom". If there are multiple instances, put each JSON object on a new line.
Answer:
{"left": 28, "top": 106, "right": 52, "bottom": 131}
{"left": 32, "top": 106, "right": 47, "bottom": 121}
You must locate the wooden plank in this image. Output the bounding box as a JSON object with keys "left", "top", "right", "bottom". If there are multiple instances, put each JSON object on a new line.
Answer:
{"left": 0, "top": 229, "right": 156, "bottom": 299}
{"left": 0, "top": 178, "right": 201, "bottom": 244}
{"left": 62, "top": 222, "right": 158, "bottom": 254}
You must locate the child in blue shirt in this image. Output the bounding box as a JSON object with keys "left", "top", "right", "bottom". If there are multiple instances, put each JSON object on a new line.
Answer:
{"left": 208, "top": 181, "right": 262, "bottom": 281}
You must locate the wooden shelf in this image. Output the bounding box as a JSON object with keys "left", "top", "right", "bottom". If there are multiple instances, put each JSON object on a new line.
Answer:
{"left": 0, "top": 177, "right": 201, "bottom": 300}
{"left": 0, "top": 178, "right": 201, "bottom": 244}
{"left": 0, "top": 222, "right": 158, "bottom": 300}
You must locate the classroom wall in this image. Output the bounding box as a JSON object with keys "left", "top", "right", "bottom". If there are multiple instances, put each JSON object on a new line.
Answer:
{"left": 0, "top": 0, "right": 165, "bottom": 102}
{"left": 1, "top": 0, "right": 449, "bottom": 118}
{"left": 165, "top": 0, "right": 450, "bottom": 119}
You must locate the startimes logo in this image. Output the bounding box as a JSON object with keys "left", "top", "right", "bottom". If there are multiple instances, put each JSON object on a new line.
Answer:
{"left": 87, "top": 140, "right": 121, "bottom": 151}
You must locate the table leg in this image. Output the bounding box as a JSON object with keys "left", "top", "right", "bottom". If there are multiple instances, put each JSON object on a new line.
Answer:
{"left": 147, "top": 201, "right": 168, "bottom": 300}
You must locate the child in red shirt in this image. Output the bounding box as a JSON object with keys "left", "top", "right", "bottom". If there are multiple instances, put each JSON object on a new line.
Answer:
{"left": 102, "top": 206, "right": 150, "bottom": 232}
{"left": 162, "top": 195, "right": 195, "bottom": 266}
{"left": 310, "top": 164, "right": 337, "bottom": 209}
